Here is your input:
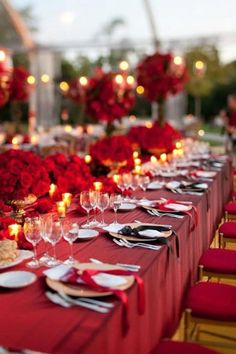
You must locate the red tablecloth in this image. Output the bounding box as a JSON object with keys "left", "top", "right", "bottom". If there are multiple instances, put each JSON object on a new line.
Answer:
{"left": 0, "top": 162, "right": 232, "bottom": 354}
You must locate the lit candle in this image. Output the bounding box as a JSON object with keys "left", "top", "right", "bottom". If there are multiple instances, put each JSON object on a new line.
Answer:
{"left": 113, "top": 174, "right": 121, "bottom": 184}
{"left": 8, "top": 224, "right": 22, "bottom": 241}
{"left": 64, "top": 124, "right": 72, "bottom": 133}
{"left": 30, "top": 134, "right": 39, "bottom": 145}
{"left": 150, "top": 155, "right": 158, "bottom": 164}
{"left": 93, "top": 181, "right": 103, "bottom": 191}
{"left": 62, "top": 193, "right": 72, "bottom": 208}
{"left": 134, "top": 165, "right": 142, "bottom": 175}
{"left": 134, "top": 158, "right": 141, "bottom": 166}
{"left": 56, "top": 201, "right": 66, "bottom": 218}
{"left": 84, "top": 154, "right": 92, "bottom": 164}
{"left": 173, "top": 149, "right": 179, "bottom": 157}
{"left": 49, "top": 184, "right": 57, "bottom": 198}
{"left": 133, "top": 151, "right": 139, "bottom": 159}
{"left": 160, "top": 153, "right": 167, "bottom": 163}
{"left": 178, "top": 148, "right": 184, "bottom": 157}
{"left": 176, "top": 141, "right": 182, "bottom": 149}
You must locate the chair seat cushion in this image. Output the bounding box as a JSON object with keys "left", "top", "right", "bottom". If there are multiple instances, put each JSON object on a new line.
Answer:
{"left": 199, "top": 248, "right": 236, "bottom": 274}
{"left": 186, "top": 282, "right": 236, "bottom": 322}
{"left": 224, "top": 202, "right": 236, "bottom": 214}
{"left": 219, "top": 222, "right": 236, "bottom": 238}
{"left": 153, "top": 340, "right": 219, "bottom": 354}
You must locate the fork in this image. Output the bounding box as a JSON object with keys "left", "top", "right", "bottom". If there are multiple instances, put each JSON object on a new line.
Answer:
{"left": 113, "top": 238, "right": 160, "bottom": 251}
{"left": 147, "top": 209, "right": 184, "bottom": 219}
{"left": 58, "top": 292, "right": 110, "bottom": 313}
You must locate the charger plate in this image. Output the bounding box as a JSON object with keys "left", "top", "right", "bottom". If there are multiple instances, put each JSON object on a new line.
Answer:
{"left": 46, "top": 262, "right": 134, "bottom": 298}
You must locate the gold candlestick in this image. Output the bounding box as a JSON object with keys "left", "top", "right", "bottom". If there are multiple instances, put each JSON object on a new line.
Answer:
{"left": 62, "top": 193, "right": 72, "bottom": 208}
{"left": 56, "top": 201, "right": 66, "bottom": 218}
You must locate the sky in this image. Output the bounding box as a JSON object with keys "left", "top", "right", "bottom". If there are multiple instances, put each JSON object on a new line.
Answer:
{"left": 12, "top": 0, "right": 236, "bottom": 61}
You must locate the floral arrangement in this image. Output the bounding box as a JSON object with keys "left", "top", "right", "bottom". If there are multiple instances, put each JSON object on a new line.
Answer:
{"left": 0, "top": 150, "right": 50, "bottom": 202}
{"left": 137, "top": 52, "right": 188, "bottom": 102}
{"left": 89, "top": 135, "right": 134, "bottom": 170}
{"left": 66, "top": 78, "right": 86, "bottom": 105}
{"left": 127, "top": 122, "right": 182, "bottom": 155}
{"left": 10, "top": 66, "right": 34, "bottom": 102}
{"left": 86, "top": 70, "right": 135, "bottom": 124}
{"left": 44, "top": 154, "right": 93, "bottom": 195}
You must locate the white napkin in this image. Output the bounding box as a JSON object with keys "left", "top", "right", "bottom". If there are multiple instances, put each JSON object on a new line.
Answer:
{"left": 196, "top": 171, "right": 216, "bottom": 178}
{"left": 119, "top": 203, "right": 136, "bottom": 210}
{"left": 103, "top": 224, "right": 124, "bottom": 233}
{"left": 139, "top": 229, "right": 162, "bottom": 238}
{"left": 165, "top": 203, "right": 190, "bottom": 211}
{"left": 194, "top": 183, "right": 208, "bottom": 189}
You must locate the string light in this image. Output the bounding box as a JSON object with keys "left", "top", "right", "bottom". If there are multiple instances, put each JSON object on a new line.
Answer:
{"left": 198, "top": 129, "right": 205, "bottom": 137}
{"left": 79, "top": 76, "right": 88, "bottom": 86}
{"left": 41, "top": 74, "right": 50, "bottom": 83}
{"left": 173, "top": 56, "right": 183, "bottom": 66}
{"left": 145, "top": 121, "right": 153, "bottom": 129}
{"left": 126, "top": 75, "right": 135, "bottom": 85}
{"left": 195, "top": 60, "right": 204, "bottom": 70}
{"left": 59, "top": 81, "right": 69, "bottom": 92}
{"left": 0, "top": 50, "right": 6, "bottom": 62}
{"left": 27, "top": 75, "right": 36, "bottom": 85}
{"left": 119, "top": 61, "right": 129, "bottom": 71}
{"left": 136, "top": 85, "right": 144, "bottom": 95}
{"left": 115, "top": 74, "right": 123, "bottom": 84}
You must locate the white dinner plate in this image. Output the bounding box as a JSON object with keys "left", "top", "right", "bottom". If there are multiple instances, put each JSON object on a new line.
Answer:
{"left": 0, "top": 250, "right": 34, "bottom": 270}
{"left": 196, "top": 171, "right": 216, "bottom": 178}
{"left": 0, "top": 271, "right": 37, "bottom": 288}
{"left": 147, "top": 181, "right": 163, "bottom": 190}
{"left": 78, "top": 229, "right": 99, "bottom": 240}
{"left": 160, "top": 171, "right": 177, "bottom": 178}
{"left": 118, "top": 203, "right": 136, "bottom": 211}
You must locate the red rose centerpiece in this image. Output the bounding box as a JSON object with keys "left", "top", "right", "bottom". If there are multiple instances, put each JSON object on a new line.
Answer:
{"left": 86, "top": 69, "right": 135, "bottom": 135}
{"left": 90, "top": 135, "right": 134, "bottom": 173}
{"left": 0, "top": 150, "right": 50, "bottom": 222}
{"left": 127, "top": 122, "right": 182, "bottom": 156}
{"left": 137, "top": 52, "right": 188, "bottom": 124}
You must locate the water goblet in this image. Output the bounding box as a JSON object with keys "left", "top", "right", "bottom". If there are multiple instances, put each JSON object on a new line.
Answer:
{"left": 46, "top": 220, "right": 62, "bottom": 267}
{"left": 23, "top": 217, "right": 42, "bottom": 268}
{"left": 96, "top": 193, "right": 109, "bottom": 227}
{"left": 109, "top": 194, "right": 122, "bottom": 224}
{"left": 39, "top": 214, "right": 53, "bottom": 266}
{"left": 80, "top": 191, "right": 93, "bottom": 228}
{"left": 61, "top": 221, "right": 79, "bottom": 266}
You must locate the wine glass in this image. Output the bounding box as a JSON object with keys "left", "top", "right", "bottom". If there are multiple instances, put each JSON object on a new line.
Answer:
{"left": 96, "top": 193, "right": 109, "bottom": 227}
{"left": 116, "top": 175, "right": 126, "bottom": 194}
{"left": 89, "top": 190, "right": 99, "bottom": 226}
{"left": 140, "top": 176, "right": 150, "bottom": 192}
{"left": 109, "top": 194, "right": 122, "bottom": 224}
{"left": 61, "top": 221, "right": 79, "bottom": 266}
{"left": 39, "top": 214, "right": 53, "bottom": 266}
{"left": 45, "top": 220, "right": 62, "bottom": 267}
{"left": 130, "top": 174, "right": 140, "bottom": 198}
{"left": 80, "top": 191, "right": 93, "bottom": 228}
{"left": 23, "top": 217, "right": 41, "bottom": 268}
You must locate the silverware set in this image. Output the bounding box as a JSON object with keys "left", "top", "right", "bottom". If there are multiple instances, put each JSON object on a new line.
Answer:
{"left": 112, "top": 238, "right": 161, "bottom": 251}
{"left": 147, "top": 209, "right": 184, "bottom": 219}
{"left": 45, "top": 291, "right": 113, "bottom": 313}
{"left": 90, "top": 257, "right": 141, "bottom": 272}
{"left": 170, "top": 188, "right": 203, "bottom": 196}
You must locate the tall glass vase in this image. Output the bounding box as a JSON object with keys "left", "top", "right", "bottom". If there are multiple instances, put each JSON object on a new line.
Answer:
{"left": 157, "top": 100, "right": 165, "bottom": 126}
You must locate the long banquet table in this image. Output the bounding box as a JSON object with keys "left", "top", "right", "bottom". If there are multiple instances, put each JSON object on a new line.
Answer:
{"left": 0, "top": 161, "right": 232, "bottom": 354}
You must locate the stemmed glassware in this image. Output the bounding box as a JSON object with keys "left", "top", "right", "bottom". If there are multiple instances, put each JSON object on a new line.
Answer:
{"left": 61, "top": 221, "right": 79, "bottom": 266}
{"left": 140, "top": 176, "right": 150, "bottom": 192}
{"left": 39, "top": 214, "right": 53, "bottom": 266}
{"left": 109, "top": 194, "right": 122, "bottom": 224}
{"left": 96, "top": 192, "right": 109, "bottom": 227}
{"left": 80, "top": 191, "right": 93, "bottom": 228}
{"left": 45, "top": 220, "right": 62, "bottom": 267}
{"left": 23, "top": 217, "right": 42, "bottom": 268}
{"left": 89, "top": 190, "right": 99, "bottom": 226}
{"left": 130, "top": 174, "right": 140, "bottom": 197}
